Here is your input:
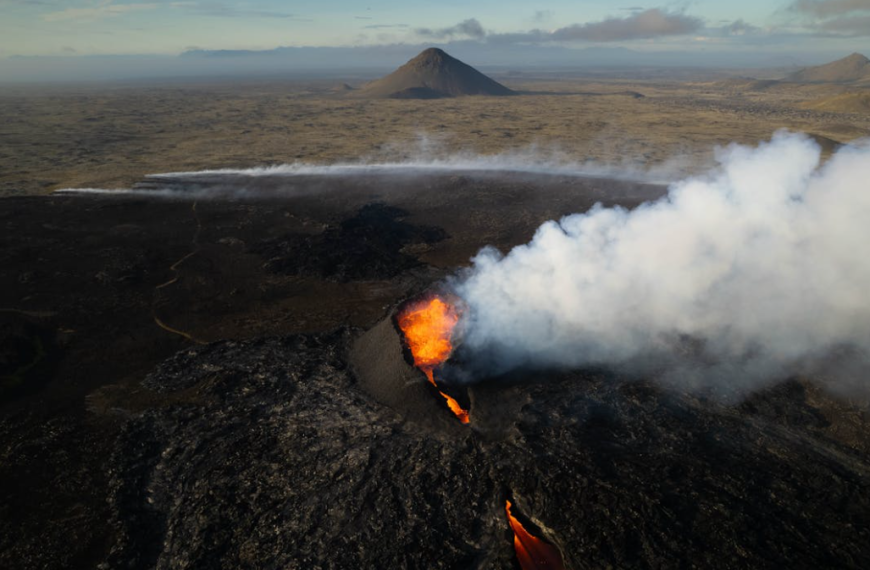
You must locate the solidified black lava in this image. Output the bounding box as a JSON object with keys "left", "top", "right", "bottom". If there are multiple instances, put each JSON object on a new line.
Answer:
{"left": 251, "top": 203, "right": 448, "bottom": 282}
{"left": 3, "top": 178, "right": 867, "bottom": 569}
{"left": 106, "top": 324, "right": 870, "bottom": 569}
{"left": 0, "top": 314, "right": 58, "bottom": 401}
{"left": 0, "top": 176, "right": 669, "bottom": 569}
{"left": 108, "top": 331, "right": 506, "bottom": 569}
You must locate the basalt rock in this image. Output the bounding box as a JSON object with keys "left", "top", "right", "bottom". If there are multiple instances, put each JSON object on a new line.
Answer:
{"left": 251, "top": 203, "right": 448, "bottom": 282}
{"left": 106, "top": 321, "right": 870, "bottom": 569}
{"left": 107, "top": 331, "right": 510, "bottom": 569}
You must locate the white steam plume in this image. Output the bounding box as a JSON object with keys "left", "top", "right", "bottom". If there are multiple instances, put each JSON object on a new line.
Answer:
{"left": 452, "top": 132, "right": 870, "bottom": 396}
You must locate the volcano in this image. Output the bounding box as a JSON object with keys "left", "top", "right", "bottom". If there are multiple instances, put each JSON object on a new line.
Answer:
{"left": 4, "top": 171, "right": 870, "bottom": 569}
{"left": 358, "top": 48, "right": 515, "bottom": 99}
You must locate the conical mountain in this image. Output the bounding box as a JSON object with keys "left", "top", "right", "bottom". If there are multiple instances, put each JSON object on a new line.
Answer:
{"left": 786, "top": 53, "right": 870, "bottom": 83}
{"left": 359, "top": 48, "right": 515, "bottom": 99}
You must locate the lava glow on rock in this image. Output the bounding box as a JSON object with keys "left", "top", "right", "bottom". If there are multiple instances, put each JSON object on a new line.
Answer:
{"left": 505, "top": 500, "right": 565, "bottom": 570}
{"left": 396, "top": 295, "right": 469, "bottom": 424}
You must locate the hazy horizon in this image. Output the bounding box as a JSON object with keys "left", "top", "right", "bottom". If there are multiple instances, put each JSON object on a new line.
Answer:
{"left": 1, "top": 44, "right": 867, "bottom": 84}
{"left": 1, "top": 1, "right": 869, "bottom": 82}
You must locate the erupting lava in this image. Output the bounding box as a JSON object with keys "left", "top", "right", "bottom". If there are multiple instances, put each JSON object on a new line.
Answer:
{"left": 396, "top": 296, "right": 469, "bottom": 424}
{"left": 505, "top": 500, "right": 565, "bottom": 570}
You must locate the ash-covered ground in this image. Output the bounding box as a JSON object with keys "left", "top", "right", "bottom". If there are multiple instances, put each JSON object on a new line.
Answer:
{"left": 1, "top": 171, "right": 869, "bottom": 569}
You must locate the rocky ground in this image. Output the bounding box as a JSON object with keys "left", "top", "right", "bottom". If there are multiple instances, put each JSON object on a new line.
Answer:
{"left": 1, "top": 172, "right": 868, "bottom": 569}
{"left": 102, "top": 331, "right": 870, "bottom": 569}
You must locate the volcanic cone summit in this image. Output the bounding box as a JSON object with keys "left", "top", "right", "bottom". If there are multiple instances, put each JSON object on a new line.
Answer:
{"left": 359, "top": 47, "right": 515, "bottom": 99}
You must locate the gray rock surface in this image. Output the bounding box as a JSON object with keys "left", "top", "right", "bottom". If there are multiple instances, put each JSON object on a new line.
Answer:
{"left": 105, "top": 325, "right": 870, "bottom": 569}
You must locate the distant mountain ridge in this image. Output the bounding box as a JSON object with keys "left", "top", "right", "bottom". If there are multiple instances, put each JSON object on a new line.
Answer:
{"left": 356, "top": 48, "right": 515, "bottom": 99}
{"left": 786, "top": 53, "right": 870, "bottom": 84}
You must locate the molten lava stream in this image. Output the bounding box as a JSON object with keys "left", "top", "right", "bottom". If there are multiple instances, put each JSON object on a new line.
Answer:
{"left": 505, "top": 500, "right": 565, "bottom": 570}
{"left": 397, "top": 296, "right": 470, "bottom": 424}
{"left": 423, "top": 369, "right": 470, "bottom": 424}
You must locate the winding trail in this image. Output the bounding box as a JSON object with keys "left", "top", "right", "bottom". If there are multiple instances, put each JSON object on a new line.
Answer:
{"left": 152, "top": 201, "right": 206, "bottom": 345}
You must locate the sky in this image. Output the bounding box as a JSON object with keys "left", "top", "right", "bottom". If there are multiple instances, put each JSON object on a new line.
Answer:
{"left": 1, "top": 0, "right": 868, "bottom": 57}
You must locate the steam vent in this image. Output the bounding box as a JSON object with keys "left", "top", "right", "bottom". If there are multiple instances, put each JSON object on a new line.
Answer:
{"left": 98, "top": 290, "right": 870, "bottom": 569}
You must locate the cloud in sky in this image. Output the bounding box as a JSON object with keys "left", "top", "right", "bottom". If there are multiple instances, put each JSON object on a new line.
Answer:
{"left": 723, "top": 19, "right": 761, "bottom": 36}
{"left": 431, "top": 9, "right": 703, "bottom": 45}
{"left": 7, "top": 1, "right": 867, "bottom": 60}
{"left": 186, "top": 2, "right": 307, "bottom": 20}
{"left": 0, "top": 0, "right": 55, "bottom": 5}
{"left": 790, "top": 0, "right": 870, "bottom": 35}
{"left": 363, "top": 24, "right": 410, "bottom": 30}
{"left": 532, "top": 10, "right": 554, "bottom": 23}
{"left": 416, "top": 18, "right": 486, "bottom": 40}
{"left": 40, "top": 0, "right": 307, "bottom": 23}
{"left": 549, "top": 8, "right": 702, "bottom": 41}
{"left": 42, "top": 1, "right": 161, "bottom": 22}
{"left": 791, "top": 0, "right": 870, "bottom": 17}
{"left": 817, "top": 14, "right": 870, "bottom": 34}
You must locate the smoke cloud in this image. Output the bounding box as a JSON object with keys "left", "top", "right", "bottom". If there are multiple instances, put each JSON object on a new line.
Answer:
{"left": 55, "top": 138, "right": 696, "bottom": 198}
{"left": 149, "top": 134, "right": 699, "bottom": 186}
{"left": 452, "top": 132, "right": 870, "bottom": 397}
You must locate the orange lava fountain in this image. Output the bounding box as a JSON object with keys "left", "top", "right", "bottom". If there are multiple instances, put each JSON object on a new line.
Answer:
{"left": 505, "top": 500, "right": 565, "bottom": 570}
{"left": 396, "top": 296, "right": 470, "bottom": 424}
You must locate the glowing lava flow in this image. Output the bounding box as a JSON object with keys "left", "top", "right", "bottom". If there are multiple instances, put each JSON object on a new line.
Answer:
{"left": 505, "top": 500, "right": 566, "bottom": 570}
{"left": 396, "top": 296, "right": 470, "bottom": 424}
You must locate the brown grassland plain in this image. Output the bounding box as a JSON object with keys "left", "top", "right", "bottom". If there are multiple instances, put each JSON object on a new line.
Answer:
{"left": 1, "top": 76, "right": 869, "bottom": 196}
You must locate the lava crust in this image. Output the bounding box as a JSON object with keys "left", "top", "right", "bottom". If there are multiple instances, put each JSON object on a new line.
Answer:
{"left": 108, "top": 332, "right": 508, "bottom": 569}
{"left": 251, "top": 203, "right": 448, "bottom": 282}
{"left": 2, "top": 174, "right": 867, "bottom": 569}
{"left": 106, "top": 327, "right": 870, "bottom": 569}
